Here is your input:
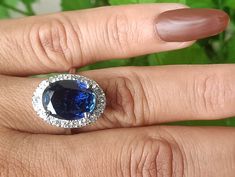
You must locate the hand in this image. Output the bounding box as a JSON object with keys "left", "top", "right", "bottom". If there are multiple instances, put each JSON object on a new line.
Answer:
{"left": 0, "top": 3, "right": 232, "bottom": 177}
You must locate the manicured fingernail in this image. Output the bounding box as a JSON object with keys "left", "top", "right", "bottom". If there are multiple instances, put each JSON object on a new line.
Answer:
{"left": 156, "top": 8, "right": 229, "bottom": 42}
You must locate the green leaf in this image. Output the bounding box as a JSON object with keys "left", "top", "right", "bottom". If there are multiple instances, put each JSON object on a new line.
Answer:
{"left": 109, "top": 0, "right": 137, "bottom": 5}
{"left": 128, "top": 55, "right": 150, "bottom": 66}
{"left": 186, "top": 0, "right": 215, "bottom": 8}
{"left": 6, "top": 0, "right": 22, "bottom": 7}
{"left": 79, "top": 59, "right": 130, "bottom": 71}
{"left": 138, "top": 0, "right": 156, "bottom": 3}
{"left": 95, "top": 0, "right": 110, "bottom": 6}
{"left": 21, "top": 0, "right": 36, "bottom": 4}
{"left": 109, "top": 0, "right": 186, "bottom": 5}
{"left": 156, "top": 0, "right": 186, "bottom": 3}
{"left": 152, "top": 43, "right": 210, "bottom": 65}
{"left": 0, "top": 5, "right": 9, "bottom": 19}
{"left": 167, "top": 119, "right": 230, "bottom": 126}
{"left": 224, "top": 0, "right": 235, "bottom": 9}
{"left": 147, "top": 54, "right": 159, "bottom": 66}
{"left": 226, "top": 34, "right": 235, "bottom": 63}
{"left": 21, "top": 0, "right": 36, "bottom": 15}
{"left": 61, "top": 0, "right": 96, "bottom": 10}
{"left": 0, "top": 0, "right": 19, "bottom": 18}
{"left": 109, "top": 0, "right": 217, "bottom": 9}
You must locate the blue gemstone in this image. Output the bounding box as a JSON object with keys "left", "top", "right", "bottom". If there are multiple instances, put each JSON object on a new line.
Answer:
{"left": 42, "top": 80, "right": 96, "bottom": 120}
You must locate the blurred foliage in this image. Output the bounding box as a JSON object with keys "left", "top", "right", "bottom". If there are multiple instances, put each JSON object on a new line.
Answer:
{"left": 0, "top": 0, "right": 235, "bottom": 126}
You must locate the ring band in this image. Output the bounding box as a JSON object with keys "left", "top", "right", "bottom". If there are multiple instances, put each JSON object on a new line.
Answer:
{"left": 32, "top": 74, "right": 106, "bottom": 128}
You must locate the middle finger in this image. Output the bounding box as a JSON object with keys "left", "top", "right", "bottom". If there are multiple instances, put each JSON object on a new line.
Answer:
{"left": 1, "top": 64, "right": 235, "bottom": 133}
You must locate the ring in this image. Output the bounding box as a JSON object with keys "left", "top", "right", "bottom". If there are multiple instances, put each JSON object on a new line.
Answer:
{"left": 32, "top": 74, "right": 106, "bottom": 128}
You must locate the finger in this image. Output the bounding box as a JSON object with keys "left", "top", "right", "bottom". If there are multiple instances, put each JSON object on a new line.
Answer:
{"left": 1, "top": 126, "right": 235, "bottom": 177}
{"left": 0, "top": 4, "right": 229, "bottom": 76}
{"left": 1, "top": 64, "right": 235, "bottom": 134}
{"left": 79, "top": 64, "right": 235, "bottom": 131}
{"left": 0, "top": 76, "right": 68, "bottom": 134}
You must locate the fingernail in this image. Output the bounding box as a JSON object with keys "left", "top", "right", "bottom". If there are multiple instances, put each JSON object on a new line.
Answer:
{"left": 156, "top": 8, "right": 229, "bottom": 42}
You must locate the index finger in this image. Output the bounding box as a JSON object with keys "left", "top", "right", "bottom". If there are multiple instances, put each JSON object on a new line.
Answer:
{"left": 0, "top": 4, "right": 229, "bottom": 76}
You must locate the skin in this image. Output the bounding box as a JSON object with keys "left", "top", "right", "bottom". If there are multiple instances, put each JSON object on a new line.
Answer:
{"left": 0, "top": 3, "right": 234, "bottom": 177}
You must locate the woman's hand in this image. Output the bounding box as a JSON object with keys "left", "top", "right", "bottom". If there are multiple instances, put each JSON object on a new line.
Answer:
{"left": 0, "top": 4, "right": 232, "bottom": 177}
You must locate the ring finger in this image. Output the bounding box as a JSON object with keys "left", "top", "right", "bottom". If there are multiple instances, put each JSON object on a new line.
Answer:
{"left": 1, "top": 64, "right": 235, "bottom": 133}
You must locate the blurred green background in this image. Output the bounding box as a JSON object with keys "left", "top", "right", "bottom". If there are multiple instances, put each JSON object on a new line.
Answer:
{"left": 0, "top": 0, "right": 235, "bottom": 126}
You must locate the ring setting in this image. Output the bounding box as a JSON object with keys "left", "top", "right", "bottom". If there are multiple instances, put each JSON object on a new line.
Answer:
{"left": 32, "top": 74, "right": 106, "bottom": 128}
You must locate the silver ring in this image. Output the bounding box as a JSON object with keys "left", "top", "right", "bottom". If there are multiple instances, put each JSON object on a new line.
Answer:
{"left": 32, "top": 74, "right": 106, "bottom": 128}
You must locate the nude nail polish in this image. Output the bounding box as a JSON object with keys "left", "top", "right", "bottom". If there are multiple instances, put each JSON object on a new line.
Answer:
{"left": 156, "top": 8, "right": 230, "bottom": 42}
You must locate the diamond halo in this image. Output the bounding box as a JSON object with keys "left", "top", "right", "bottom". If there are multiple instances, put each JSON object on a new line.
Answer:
{"left": 32, "top": 74, "right": 106, "bottom": 128}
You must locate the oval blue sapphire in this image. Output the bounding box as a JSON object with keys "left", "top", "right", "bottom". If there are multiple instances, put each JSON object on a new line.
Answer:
{"left": 42, "top": 80, "right": 96, "bottom": 120}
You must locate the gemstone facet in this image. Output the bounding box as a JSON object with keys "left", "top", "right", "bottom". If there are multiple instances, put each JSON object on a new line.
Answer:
{"left": 32, "top": 74, "right": 106, "bottom": 128}
{"left": 43, "top": 80, "right": 96, "bottom": 120}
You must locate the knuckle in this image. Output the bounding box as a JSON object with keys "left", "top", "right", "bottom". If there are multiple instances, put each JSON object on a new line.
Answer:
{"left": 104, "top": 75, "right": 135, "bottom": 126}
{"left": 105, "top": 13, "right": 137, "bottom": 54}
{"left": 29, "top": 16, "right": 73, "bottom": 71}
{"left": 191, "top": 73, "right": 231, "bottom": 115}
{"left": 121, "top": 136, "right": 183, "bottom": 177}
{"left": 104, "top": 70, "right": 148, "bottom": 127}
